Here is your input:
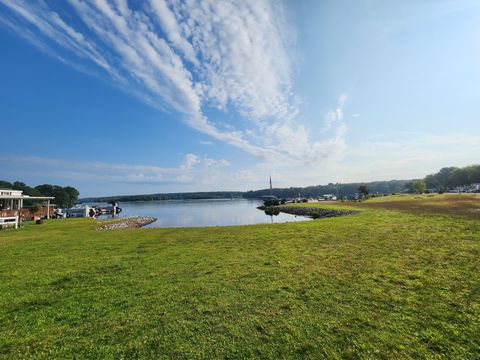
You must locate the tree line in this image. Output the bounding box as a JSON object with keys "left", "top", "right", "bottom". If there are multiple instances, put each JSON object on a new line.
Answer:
{"left": 244, "top": 180, "right": 407, "bottom": 199}
{"left": 247, "top": 164, "right": 480, "bottom": 198}
{"left": 79, "top": 191, "right": 245, "bottom": 203}
{"left": 81, "top": 182, "right": 406, "bottom": 203}
{"left": 0, "top": 180, "right": 79, "bottom": 207}
{"left": 425, "top": 165, "right": 480, "bottom": 189}
{"left": 405, "top": 165, "right": 480, "bottom": 193}
{"left": 4, "top": 164, "right": 478, "bottom": 206}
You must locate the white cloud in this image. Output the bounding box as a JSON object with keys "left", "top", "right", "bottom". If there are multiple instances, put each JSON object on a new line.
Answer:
{"left": 203, "top": 158, "right": 231, "bottom": 168}
{"left": 0, "top": 0, "right": 346, "bottom": 164}
{"left": 198, "top": 140, "right": 213, "bottom": 145}
{"left": 2, "top": 130, "right": 479, "bottom": 194}
{"left": 181, "top": 153, "right": 200, "bottom": 170}
{"left": 0, "top": 153, "right": 231, "bottom": 186}
{"left": 234, "top": 169, "right": 257, "bottom": 183}
{"left": 264, "top": 94, "right": 348, "bottom": 164}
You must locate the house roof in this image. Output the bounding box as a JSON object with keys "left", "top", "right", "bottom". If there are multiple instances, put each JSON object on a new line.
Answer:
{"left": 0, "top": 189, "right": 54, "bottom": 200}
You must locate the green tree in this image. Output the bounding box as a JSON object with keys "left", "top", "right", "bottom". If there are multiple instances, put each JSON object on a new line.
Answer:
{"left": 35, "top": 184, "right": 80, "bottom": 207}
{"left": 425, "top": 174, "right": 439, "bottom": 189}
{"left": 52, "top": 187, "right": 70, "bottom": 208}
{"left": 0, "top": 180, "right": 13, "bottom": 189}
{"left": 358, "top": 185, "right": 369, "bottom": 198}
{"left": 405, "top": 180, "right": 426, "bottom": 194}
{"left": 424, "top": 167, "right": 457, "bottom": 188}
{"left": 35, "top": 184, "right": 55, "bottom": 197}
{"left": 448, "top": 168, "right": 470, "bottom": 187}
{"left": 13, "top": 181, "right": 42, "bottom": 197}
{"left": 64, "top": 186, "right": 80, "bottom": 207}
{"left": 469, "top": 165, "right": 480, "bottom": 183}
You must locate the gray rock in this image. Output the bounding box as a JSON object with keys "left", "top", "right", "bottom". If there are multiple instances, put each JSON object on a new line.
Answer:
{"left": 277, "top": 206, "right": 359, "bottom": 219}
{"left": 97, "top": 216, "right": 157, "bottom": 230}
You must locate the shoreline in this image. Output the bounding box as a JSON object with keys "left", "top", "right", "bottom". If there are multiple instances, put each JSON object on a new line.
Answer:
{"left": 275, "top": 206, "right": 359, "bottom": 219}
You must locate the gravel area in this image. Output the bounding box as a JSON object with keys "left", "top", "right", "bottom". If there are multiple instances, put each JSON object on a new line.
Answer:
{"left": 97, "top": 216, "right": 157, "bottom": 230}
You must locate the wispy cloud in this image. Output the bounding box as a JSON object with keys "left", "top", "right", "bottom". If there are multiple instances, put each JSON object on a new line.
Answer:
{"left": 2, "top": 130, "right": 479, "bottom": 194}
{"left": 0, "top": 153, "right": 231, "bottom": 186}
{"left": 181, "top": 153, "right": 200, "bottom": 170}
{"left": 0, "top": 0, "right": 347, "bottom": 163}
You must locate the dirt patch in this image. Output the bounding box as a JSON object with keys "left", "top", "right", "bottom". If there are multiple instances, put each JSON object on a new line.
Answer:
{"left": 349, "top": 195, "right": 480, "bottom": 219}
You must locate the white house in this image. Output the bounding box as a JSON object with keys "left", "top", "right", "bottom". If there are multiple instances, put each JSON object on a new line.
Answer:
{"left": 470, "top": 184, "right": 480, "bottom": 192}
{"left": 323, "top": 194, "right": 337, "bottom": 201}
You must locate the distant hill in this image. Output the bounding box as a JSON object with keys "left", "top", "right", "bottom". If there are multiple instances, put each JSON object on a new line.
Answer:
{"left": 78, "top": 180, "right": 408, "bottom": 203}
{"left": 78, "top": 191, "right": 245, "bottom": 203}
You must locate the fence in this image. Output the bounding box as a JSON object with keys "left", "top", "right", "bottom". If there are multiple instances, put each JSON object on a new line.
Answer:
{"left": 0, "top": 206, "right": 54, "bottom": 220}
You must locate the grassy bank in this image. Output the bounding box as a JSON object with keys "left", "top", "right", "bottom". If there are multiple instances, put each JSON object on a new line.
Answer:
{"left": 1, "top": 196, "right": 479, "bottom": 358}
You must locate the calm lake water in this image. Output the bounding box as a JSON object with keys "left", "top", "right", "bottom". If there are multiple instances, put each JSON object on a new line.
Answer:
{"left": 95, "top": 199, "right": 310, "bottom": 228}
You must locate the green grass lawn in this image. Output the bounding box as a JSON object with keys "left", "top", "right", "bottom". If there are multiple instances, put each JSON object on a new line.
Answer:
{"left": 1, "top": 197, "right": 480, "bottom": 359}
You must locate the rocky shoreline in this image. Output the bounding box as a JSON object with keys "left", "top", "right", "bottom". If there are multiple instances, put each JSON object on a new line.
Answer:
{"left": 276, "top": 206, "right": 359, "bottom": 219}
{"left": 97, "top": 216, "right": 157, "bottom": 230}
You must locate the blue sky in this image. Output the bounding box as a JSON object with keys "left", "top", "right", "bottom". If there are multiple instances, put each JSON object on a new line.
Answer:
{"left": 1, "top": 0, "right": 479, "bottom": 197}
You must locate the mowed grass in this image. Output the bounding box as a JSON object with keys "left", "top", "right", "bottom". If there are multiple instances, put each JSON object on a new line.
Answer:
{"left": 1, "top": 197, "right": 480, "bottom": 358}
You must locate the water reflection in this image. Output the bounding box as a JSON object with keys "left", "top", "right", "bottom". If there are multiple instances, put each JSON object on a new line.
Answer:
{"left": 263, "top": 207, "right": 281, "bottom": 224}
{"left": 264, "top": 208, "right": 280, "bottom": 216}
{"left": 93, "top": 199, "right": 310, "bottom": 228}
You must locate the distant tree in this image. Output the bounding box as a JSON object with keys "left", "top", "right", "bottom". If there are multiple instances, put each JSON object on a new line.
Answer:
{"left": 405, "top": 180, "right": 426, "bottom": 194}
{"left": 13, "top": 181, "right": 42, "bottom": 197}
{"left": 416, "top": 181, "right": 426, "bottom": 193}
{"left": 358, "top": 185, "right": 370, "bottom": 198}
{"left": 424, "top": 167, "right": 457, "bottom": 189}
{"left": 13, "top": 181, "right": 26, "bottom": 188}
{"left": 52, "top": 187, "right": 70, "bottom": 208}
{"left": 424, "top": 165, "right": 480, "bottom": 190}
{"left": 35, "top": 184, "right": 79, "bottom": 207}
{"left": 425, "top": 174, "right": 439, "bottom": 189}
{"left": 404, "top": 181, "right": 414, "bottom": 193}
{"left": 0, "top": 180, "right": 13, "bottom": 189}
{"left": 448, "top": 168, "right": 471, "bottom": 187}
{"left": 35, "top": 184, "right": 54, "bottom": 196}
{"left": 336, "top": 183, "right": 344, "bottom": 201}
{"left": 64, "top": 186, "right": 80, "bottom": 207}
{"left": 469, "top": 165, "right": 480, "bottom": 183}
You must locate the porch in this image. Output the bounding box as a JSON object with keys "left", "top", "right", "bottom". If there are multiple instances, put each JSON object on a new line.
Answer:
{"left": 0, "top": 189, "right": 55, "bottom": 229}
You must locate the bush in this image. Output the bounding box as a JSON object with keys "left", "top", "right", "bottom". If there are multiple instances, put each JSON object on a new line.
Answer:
{"left": 264, "top": 200, "right": 280, "bottom": 206}
{"left": 29, "top": 203, "right": 43, "bottom": 215}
